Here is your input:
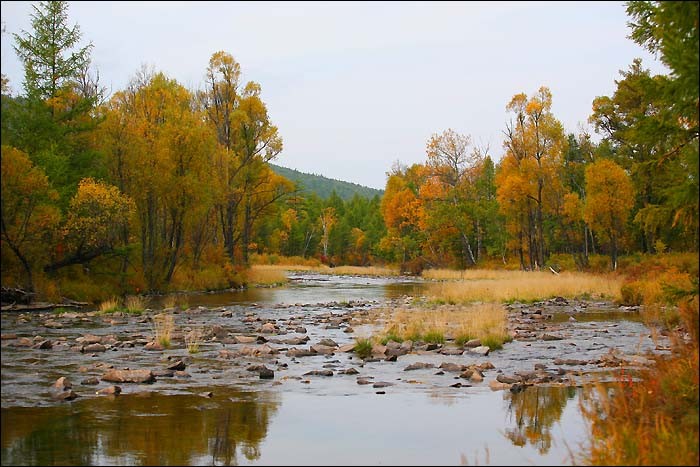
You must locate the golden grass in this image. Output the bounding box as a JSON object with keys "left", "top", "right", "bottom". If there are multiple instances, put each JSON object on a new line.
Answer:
{"left": 185, "top": 326, "right": 204, "bottom": 354}
{"left": 246, "top": 263, "right": 400, "bottom": 277}
{"left": 246, "top": 265, "right": 289, "bottom": 286}
{"left": 382, "top": 303, "right": 510, "bottom": 348}
{"left": 152, "top": 313, "right": 174, "bottom": 348}
{"left": 98, "top": 297, "right": 121, "bottom": 313}
{"left": 321, "top": 265, "right": 400, "bottom": 276}
{"left": 124, "top": 295, "right": 146, "bottom": 313}
{"left": 425, "top": 271, "right": 622, "bottom": 303}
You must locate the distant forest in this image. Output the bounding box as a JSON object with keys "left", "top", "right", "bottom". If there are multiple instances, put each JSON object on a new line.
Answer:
{"left": 270, "top": 164, "right": 383, "bottom": 201}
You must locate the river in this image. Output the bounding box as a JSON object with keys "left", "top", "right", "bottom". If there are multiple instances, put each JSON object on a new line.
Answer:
{"left": 1, "top": 273, "right": 662, "bottom": 465}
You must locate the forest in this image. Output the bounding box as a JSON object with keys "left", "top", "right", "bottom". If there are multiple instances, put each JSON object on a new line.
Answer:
{"left": 1, "top": 1, "right": 697, "bottom": 303}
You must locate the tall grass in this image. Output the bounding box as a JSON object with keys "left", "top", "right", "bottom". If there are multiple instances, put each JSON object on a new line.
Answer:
{"left": 124, "top": 295, "right": 146, "bottom": 314}
{"left": 246, "top": 265, "right": 289, "bottom": 286}
{"left": 185, "top": 327, "right": 204, "bottom": 354}
{"left": 98, "top": 297, "right": 121, "bottom": 313}
{"left": 580, "top": 257, "right": 699, "bottom": 465}
{"left": 382, "top": 304, "right": 510, "bottom": 349}
{"left": 425, "top": 270, "right": 622, "bottom": 303}
{"left": 152, "top": 313, "right": 175, "bottom": 348}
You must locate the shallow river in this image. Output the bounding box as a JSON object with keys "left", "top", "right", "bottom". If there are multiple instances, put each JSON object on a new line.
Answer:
{"left": 1, "top": 274, "right": 662, "bottom": 465}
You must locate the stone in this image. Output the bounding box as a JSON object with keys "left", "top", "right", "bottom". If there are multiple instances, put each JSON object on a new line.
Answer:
{"left": 318, "top": 338, "right": 338, "bottom": 347}
{"left": 341, "top": 367, "right": 359, "bottom": 375}
{"left": 260, "top": 323, "right": 276, "bottom": 334}
{"left": 496, "top": 374, "right": 520, "bottom": 384}
{"left": 542, "top": 333, "right": 563, "bottom": 341}
{"left": 101, "top": 369, "right": 155, "bottom": 384}
{"left": 464, "top": 338, "right": 482, "bottom": 348}
{"left": 372, "top": 381, "right": 394, "bottom": 388}
{"left": 52, "top": 390, "right": 78, "bottom": 401}
{"left": 303, "top": 370, "right": 334, "bottom": 377}
{"left": 81, "top": 377, "right": 100, "bottom": 385}
{"left": 404, "top": 362, "right": 434, "bottom": 371}
{"left": 356, "top": 378, "right": 373, "bottom": 385}
{"left": 167, "top": 360, "right": 186, "bottom": 371}
{"left": 259, "top": 367, "right": 275, "bottom": 379}
{"left": 96, "top": 385, "right": 121, "bottom": 396}
{"left": 338, "top": 343, "right": 356, "bottom": 353}
{"left": 371, "top": 343, "right": 387, "bottom": 356}
{"left": 144, "top": 341, "right": 164, "bottom": 351}
{"left": 81, "top": 334, "right": 103, "bottom": 345}
{"left": 489, "top": 380, "right": 512, "bottom": 391}
{"left": 470, "top": 346, "right": 490, "bottom": 356}
{"left": 83, "top": 343, "right": 107, "bottom": 353}
{"left": 310, "top": 344, "right": 335, "bottom": 355}
{"left": 439, "top": 362, "right": 465, "bottom": 373}
{"left": 52, "top": 377, "right": 72, "bottom": 391}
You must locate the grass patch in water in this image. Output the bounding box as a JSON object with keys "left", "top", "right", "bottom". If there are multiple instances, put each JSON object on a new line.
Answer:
{"left": 380, "top": 333, "right": 404, "bottom": 345}
{"left": 152, "top": 313, "right": 174, "bottom": 348}
{"left": 380, "top": 303, "right": 509, "bottom": 348}
{"left": 354, "top": 337, "right": 373, "bottom": 359}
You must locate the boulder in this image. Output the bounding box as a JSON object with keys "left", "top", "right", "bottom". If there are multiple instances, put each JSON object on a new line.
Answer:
{"left": 101, "top": 369, "right": 155, "bottom": 384}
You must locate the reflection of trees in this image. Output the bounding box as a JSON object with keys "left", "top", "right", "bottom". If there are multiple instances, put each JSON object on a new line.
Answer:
{"left": 503, "top": 386, "right": 577, "bottom": 454}
{"left": 1, "top": 389, "right": 280, "bottom": 466}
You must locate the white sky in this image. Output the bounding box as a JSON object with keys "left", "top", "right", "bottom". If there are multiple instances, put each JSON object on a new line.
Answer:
{"left": 1, "top": 1, "right": 667, "bottom": 190}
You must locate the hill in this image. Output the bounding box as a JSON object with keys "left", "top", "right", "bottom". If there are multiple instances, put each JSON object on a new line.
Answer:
{"left": 270, "top": 164, "right": 383, "bottom": 200}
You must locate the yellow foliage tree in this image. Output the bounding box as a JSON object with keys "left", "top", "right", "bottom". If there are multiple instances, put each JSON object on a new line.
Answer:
{"left": 584, "top": 159, "right": 635, "bottom": 270}
{"left": 0, "top": 146, "right": 60, "bottom": 291}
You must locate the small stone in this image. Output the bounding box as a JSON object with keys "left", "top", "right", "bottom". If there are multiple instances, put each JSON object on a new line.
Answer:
{"left": 96, "top": 385, "right": 121, "bottom": 396}
{"left": 259, "top": 367, "right": 275, "bottom": 379}
{"left": 81, "top": 377, "right": 100, "bottom": 385}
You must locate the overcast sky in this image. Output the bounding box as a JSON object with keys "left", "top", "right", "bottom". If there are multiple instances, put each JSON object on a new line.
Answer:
{"left": 1, "top": 1, "right": 667, "bottom": 189}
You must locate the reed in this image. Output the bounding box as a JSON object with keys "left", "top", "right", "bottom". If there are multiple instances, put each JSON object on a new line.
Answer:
{"left": 152, "top": 313, "right": 174, "bottom": 348}
{"left": 382, "top": 303, "right": 510, "bottom": 349}
{"left": 426, "top": 271, "right": 621, "bottom": 303}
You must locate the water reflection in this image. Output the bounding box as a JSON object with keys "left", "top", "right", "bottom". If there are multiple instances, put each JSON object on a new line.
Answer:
{"left": 1, "top": 388, "right": 280, "bottom": 466}
{"left": 503, "top": 386, "right": 578, "bottom": 454}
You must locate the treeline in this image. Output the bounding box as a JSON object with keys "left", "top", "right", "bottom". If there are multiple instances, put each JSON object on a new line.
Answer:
{"left": 0, "top": 1, "right": 384, "bottom": 300}
{"left": 269, "top": 164, "right": 384, "bottom": 201}
{"left": 379, "top": 2, "right": 698, "bottom": 273}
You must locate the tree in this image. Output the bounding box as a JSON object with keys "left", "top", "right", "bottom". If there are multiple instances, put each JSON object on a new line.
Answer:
{"left": 499, "top": 87, "right": 567, "bottom": 269}
{"left": 12, "top": 1, "right": 93, "bottom": 102}
{"left": 584, "top": 159, "right": 635, "bottom": 270}
{"left": 0, "top": 145, "right": 60, "bottom": 291}
{"left": 319, "top": 207, "right": 337, "bottom": 261}
{"left": 47, "top": 178, "right": 135, "bottom": 272}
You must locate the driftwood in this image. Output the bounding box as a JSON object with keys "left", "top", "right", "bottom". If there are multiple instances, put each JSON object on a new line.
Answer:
{"left": 0, "top": 302, "right": 85, "bottom": 312}
{"left": 1, "top": 287, "right": 35, "bottom": 305}
{"left": 1, "top": 286, "right": 89, "bottom": 311}
{"left": 549, "top": 266, "right": 560, "bottom": 276}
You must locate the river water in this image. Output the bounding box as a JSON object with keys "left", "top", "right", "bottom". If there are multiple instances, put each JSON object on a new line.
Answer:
{"left": 1, "top": 273, "right": 661, "bottom": 465}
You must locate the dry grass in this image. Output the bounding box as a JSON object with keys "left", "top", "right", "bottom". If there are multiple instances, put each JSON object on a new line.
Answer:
{"left": 322, "top": 265, "right": 400, "bottom": 276}
{"left": 425, "top": 271, "right": 622, "bottom": 303}
{"left": 246, "top": 265, "right": 289, "bottom": 286}
{"left": 580, "top": 340, "right": 699, "bottom": 465}
{"left": 152, "top": 313, "right": 174, "bottom": 348}
{"left": 382, "top": 303, "right": 510, "bottom": 348}
{"left": 98, "top": 297, "right": 121, "bottom": 313}
{"left": 185, "top": 326, "right": 205, "bottom": 354}
{"left": 124, "top": 295, "right": 146, "bottom": 313}
{"left": 422, "top": 269, "right": 519, "bottom": 281}
{"left": 246, "top": 263, "right": 400, "bottom": 277}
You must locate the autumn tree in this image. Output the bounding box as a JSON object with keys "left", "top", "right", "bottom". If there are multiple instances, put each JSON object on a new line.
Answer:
{"left": 380, "top": 162, "right": 426, "bottom": 269}
{"left": 422, "top": 129, "right": 482, "bottom": 267}
{"left": 498, "top": 87, "right": 567, "bottom": 269}
{"left": 199, "top": 52, "right": 285, "bottom": 264}
{"left": 102, "top": 70, "right": 218, "bottom": 290}
{"left": 319, "top": 207, "right": 337, "bottom": 261}
{"left": 46, "top": 178, "right": 135, "bottom": 272}
{"left": 584, "top": 159, "right": 635, "bottom": 270}
{"left": 0, "top": 146, "right": 60, "bottom": 291}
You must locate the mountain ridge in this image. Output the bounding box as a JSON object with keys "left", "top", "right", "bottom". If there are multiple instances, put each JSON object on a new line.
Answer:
{"left": 270, "top": 163, "right": 384, "bottom": 200}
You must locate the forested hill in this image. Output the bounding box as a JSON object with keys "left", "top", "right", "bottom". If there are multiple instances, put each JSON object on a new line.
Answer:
{"left": 270, "top": 164, "right": 384, "bottom": 200}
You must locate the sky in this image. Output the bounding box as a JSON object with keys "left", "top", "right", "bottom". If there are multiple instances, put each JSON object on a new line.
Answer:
{"left": 1, "top": 1, "right": 668, "bottom": 190}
